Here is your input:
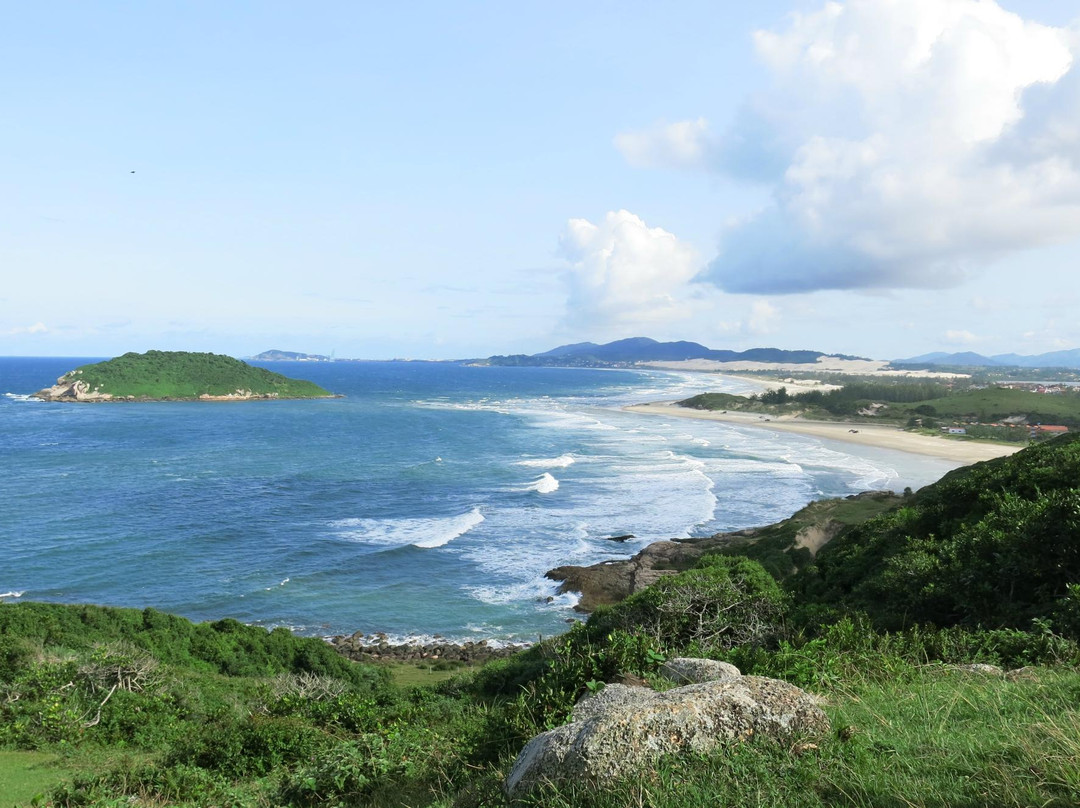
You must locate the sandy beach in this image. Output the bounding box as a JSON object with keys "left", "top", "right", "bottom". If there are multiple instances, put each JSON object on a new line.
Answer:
{"left": 624, "top": 401, "right": 1022, "bottom": 464}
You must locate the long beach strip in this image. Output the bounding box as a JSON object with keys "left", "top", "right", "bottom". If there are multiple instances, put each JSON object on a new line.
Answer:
{"left": 624, "top": 401, "right": 1022, "bottom": 464}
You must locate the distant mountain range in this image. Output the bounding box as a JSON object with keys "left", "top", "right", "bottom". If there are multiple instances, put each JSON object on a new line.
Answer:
{"left": 894, "top": 349, "right": 1080, "bottom": 369}
{"left": 487, "top": 337, "right": 859, "bottom": 367}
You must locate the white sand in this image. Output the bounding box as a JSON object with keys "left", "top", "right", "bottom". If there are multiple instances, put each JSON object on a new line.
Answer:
{"left": 624, "top": 402, "right": 1022, "bottom": 464}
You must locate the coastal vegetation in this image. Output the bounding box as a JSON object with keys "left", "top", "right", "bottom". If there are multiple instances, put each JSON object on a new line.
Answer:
{"left": 2, "top": 435, "right": 1079, "bottom": 806}
{"left": 680, "top": 381, "right": 1080, "bottom": 437}
{"left": 33, "top": 351, "right": 333, "bottom": 401}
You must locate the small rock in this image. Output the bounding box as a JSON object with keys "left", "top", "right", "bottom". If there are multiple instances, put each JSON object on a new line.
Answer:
{"left": 1005, "top": 666, "right": 1039, "bottom": 681}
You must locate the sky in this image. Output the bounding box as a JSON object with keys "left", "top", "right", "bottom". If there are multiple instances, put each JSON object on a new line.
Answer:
{"left": 3, "top": 0, "right": 1079, "bottom": 361}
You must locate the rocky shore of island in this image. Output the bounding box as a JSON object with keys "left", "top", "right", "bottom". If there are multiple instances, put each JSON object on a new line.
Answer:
{"left": 31, "top": 376, "right": 308, "bottom": 402}
{"left": 33, "top": 377, "right": 116, "bottom": 401}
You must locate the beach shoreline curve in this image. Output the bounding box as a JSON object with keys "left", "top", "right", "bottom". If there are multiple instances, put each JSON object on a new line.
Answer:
{"left": 623, "top": 401, "right": 1022, "bottom": 464}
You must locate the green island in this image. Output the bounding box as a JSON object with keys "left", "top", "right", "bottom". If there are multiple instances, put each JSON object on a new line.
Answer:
{"left": 2, "top": 434, "right": 1079, "bottom": 806}
{"left": 680, "top": 378, "right": 1080, "bottom": 442}
{"left": 32, "top": 351, "right": 334, "bottom": 402}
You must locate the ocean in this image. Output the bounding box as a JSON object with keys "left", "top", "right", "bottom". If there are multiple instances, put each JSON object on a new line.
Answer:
{"left": 0, "top": 358, "right": 958, "bottom": 643}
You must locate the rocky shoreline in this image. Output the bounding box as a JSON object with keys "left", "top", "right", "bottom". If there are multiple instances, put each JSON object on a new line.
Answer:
{"left": 547, "top": 491, "right": 901, "bottom": 612}
{"left": 32, "top": 377, "right": 341, "bottom": 403}
{"left": 328, "top": 631, "right": 529, "bottom": 665}
{"left": 546, "top": 532, "right": 753, "bottom": 612}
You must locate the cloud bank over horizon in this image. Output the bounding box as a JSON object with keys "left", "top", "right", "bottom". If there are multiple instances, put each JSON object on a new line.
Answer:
{"left": 617, "top": 0, "right": 1080, "bottom": 295}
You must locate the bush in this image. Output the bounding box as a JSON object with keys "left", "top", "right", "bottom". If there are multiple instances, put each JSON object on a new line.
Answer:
{"left": 167, "top": 715, "right": 332, "bottom": 779}
{"left": 593, "top": 555, "right": 786, "bottom": 653}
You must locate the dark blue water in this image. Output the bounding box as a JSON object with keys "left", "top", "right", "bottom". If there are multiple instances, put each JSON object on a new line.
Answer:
{"left": 0, "top": 358, "right": 956, "bottom": 641}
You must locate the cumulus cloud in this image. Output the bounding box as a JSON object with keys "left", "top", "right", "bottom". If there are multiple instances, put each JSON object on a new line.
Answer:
{"left": 620, "top": 0, "right": 1080, "bottom": 294}
{"left": 559, "top": 210, "right": 707, "bottom": 329}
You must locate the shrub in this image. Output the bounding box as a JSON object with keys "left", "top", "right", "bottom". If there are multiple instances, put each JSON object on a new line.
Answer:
{"left": 593, "top": 555, "right": 786, "bottom": 653}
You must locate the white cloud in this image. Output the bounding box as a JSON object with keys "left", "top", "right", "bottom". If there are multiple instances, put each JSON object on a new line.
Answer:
{"left": 622, "top": 0, "right": 1080, "bottom": 294}
{"left": 5, "top": 322, "right": 48, "bottom": 335}
{"left": 559, "top": 210, "right": 707, "bottom": 330}
{"left": 944, "top": 329, "right": 980, "bottom": 345}
{"left": 614, "top": 118, "right": 712, "bottom": 170}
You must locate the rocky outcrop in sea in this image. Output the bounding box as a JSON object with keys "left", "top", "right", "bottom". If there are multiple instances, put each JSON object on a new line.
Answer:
{"left": 547, "top": 491, "right": 898, "bottom": 612}
{"left": 545, "top": 529, "right": 759, "bottom": 612}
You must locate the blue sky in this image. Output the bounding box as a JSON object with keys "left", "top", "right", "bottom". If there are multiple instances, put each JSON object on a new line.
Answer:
{"left": 3, "top": 0, "right": 1079, "bottom": 360}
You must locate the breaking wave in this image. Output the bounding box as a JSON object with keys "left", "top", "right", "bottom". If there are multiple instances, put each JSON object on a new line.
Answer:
{"left": 516, "top": 454, "right": 576, "bottom": 468}
{"left": 331, "top": 507, "right": 485, "bottom": 549}
{"left": 526, "top": 473, "right": 559, "bottom": 494}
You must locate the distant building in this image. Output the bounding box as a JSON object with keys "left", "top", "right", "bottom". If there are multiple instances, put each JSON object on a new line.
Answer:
{"left": 1033, "top": 425, "right": 1069, "bottom": 435}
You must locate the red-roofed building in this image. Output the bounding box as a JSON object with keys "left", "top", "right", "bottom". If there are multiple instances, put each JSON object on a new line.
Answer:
{"left": 1033, "top": 425, "right": 1069, "bottom": 435}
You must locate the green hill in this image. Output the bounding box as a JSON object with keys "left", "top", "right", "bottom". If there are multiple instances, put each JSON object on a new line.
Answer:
{"left": 792, "top": 432, "right": 1080, "bottom": 634}
{"left": 33, "top": 351, "right": 333, "bottom": 401}
{"left": 909, "top": 386, "right": 1080, "bottom": 427}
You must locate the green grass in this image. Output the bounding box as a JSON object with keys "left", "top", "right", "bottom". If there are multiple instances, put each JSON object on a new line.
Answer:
{"left": 4, "top": 605, "right": 1079, "bottom": 807}
{"left": 0, "top": 751, "right": 73, "bottom": 807}
{"left": 907, "top": 387, "right": 1080, "bottom": 426}
{"left": 58, "top": 350, "right": 332, "bottom": 400}
{"left": 381, "top": 659, "right": 478, "bottom": 688}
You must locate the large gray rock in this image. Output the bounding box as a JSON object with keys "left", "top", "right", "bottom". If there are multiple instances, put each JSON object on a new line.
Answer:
{"left": 504, "top": 676, "right": 829, "bottom": 797}
{"left": 660, "top": 657, "right": 741, "bottom": 684}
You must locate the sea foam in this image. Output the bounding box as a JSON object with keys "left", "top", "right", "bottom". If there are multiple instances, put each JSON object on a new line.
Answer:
{"left": 527, "top": 473, "right": 559, "bottom": 494}
{"left": 516, "top": 454, "right": 576, "bottom": 468}
{"left": 331, "top": 507, "right": 485, "bottom": 549}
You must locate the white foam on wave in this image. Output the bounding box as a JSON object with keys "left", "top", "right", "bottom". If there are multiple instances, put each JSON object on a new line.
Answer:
{"left": 331, "top": 507, "right": 485, "bottom": 549}
{"left": 0, "top": 591, "right": 25, "bottom": 599}
{"left": 3, "top": 393, "right": 36, "bottom": 402}
{"left": 516, "top": 454, "right": 576, "bottom": 469}
{"left": 336, "top": 629, "right": 535, "bottom": 648}
{"left": 527, "top": 473, "right": 559, "bottom": 494}
{"left": 467, "top": 578, "right": 580, "bottom": 609}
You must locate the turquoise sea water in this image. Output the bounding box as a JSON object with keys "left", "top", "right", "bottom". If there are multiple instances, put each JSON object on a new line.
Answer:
{"left": 1, "top": 358, "right": 958, "bottom": 642}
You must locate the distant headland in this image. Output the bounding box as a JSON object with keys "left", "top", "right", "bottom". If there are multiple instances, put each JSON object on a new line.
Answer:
{"left": 32, "top": 350, "right": 336, "bottom": 402}
{"left": 249, "top": 349, "right": 332, "bottom": 362}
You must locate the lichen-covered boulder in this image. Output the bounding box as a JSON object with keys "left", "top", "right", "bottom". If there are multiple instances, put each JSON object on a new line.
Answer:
{"left": 660, "top": 657, "right": 741, "bottom": 684}
{"left": 504, "top": 676, "right": 829, "bottom": 797}
{"left": 947, "top": 663, "right": 1004, "bottom": 675}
